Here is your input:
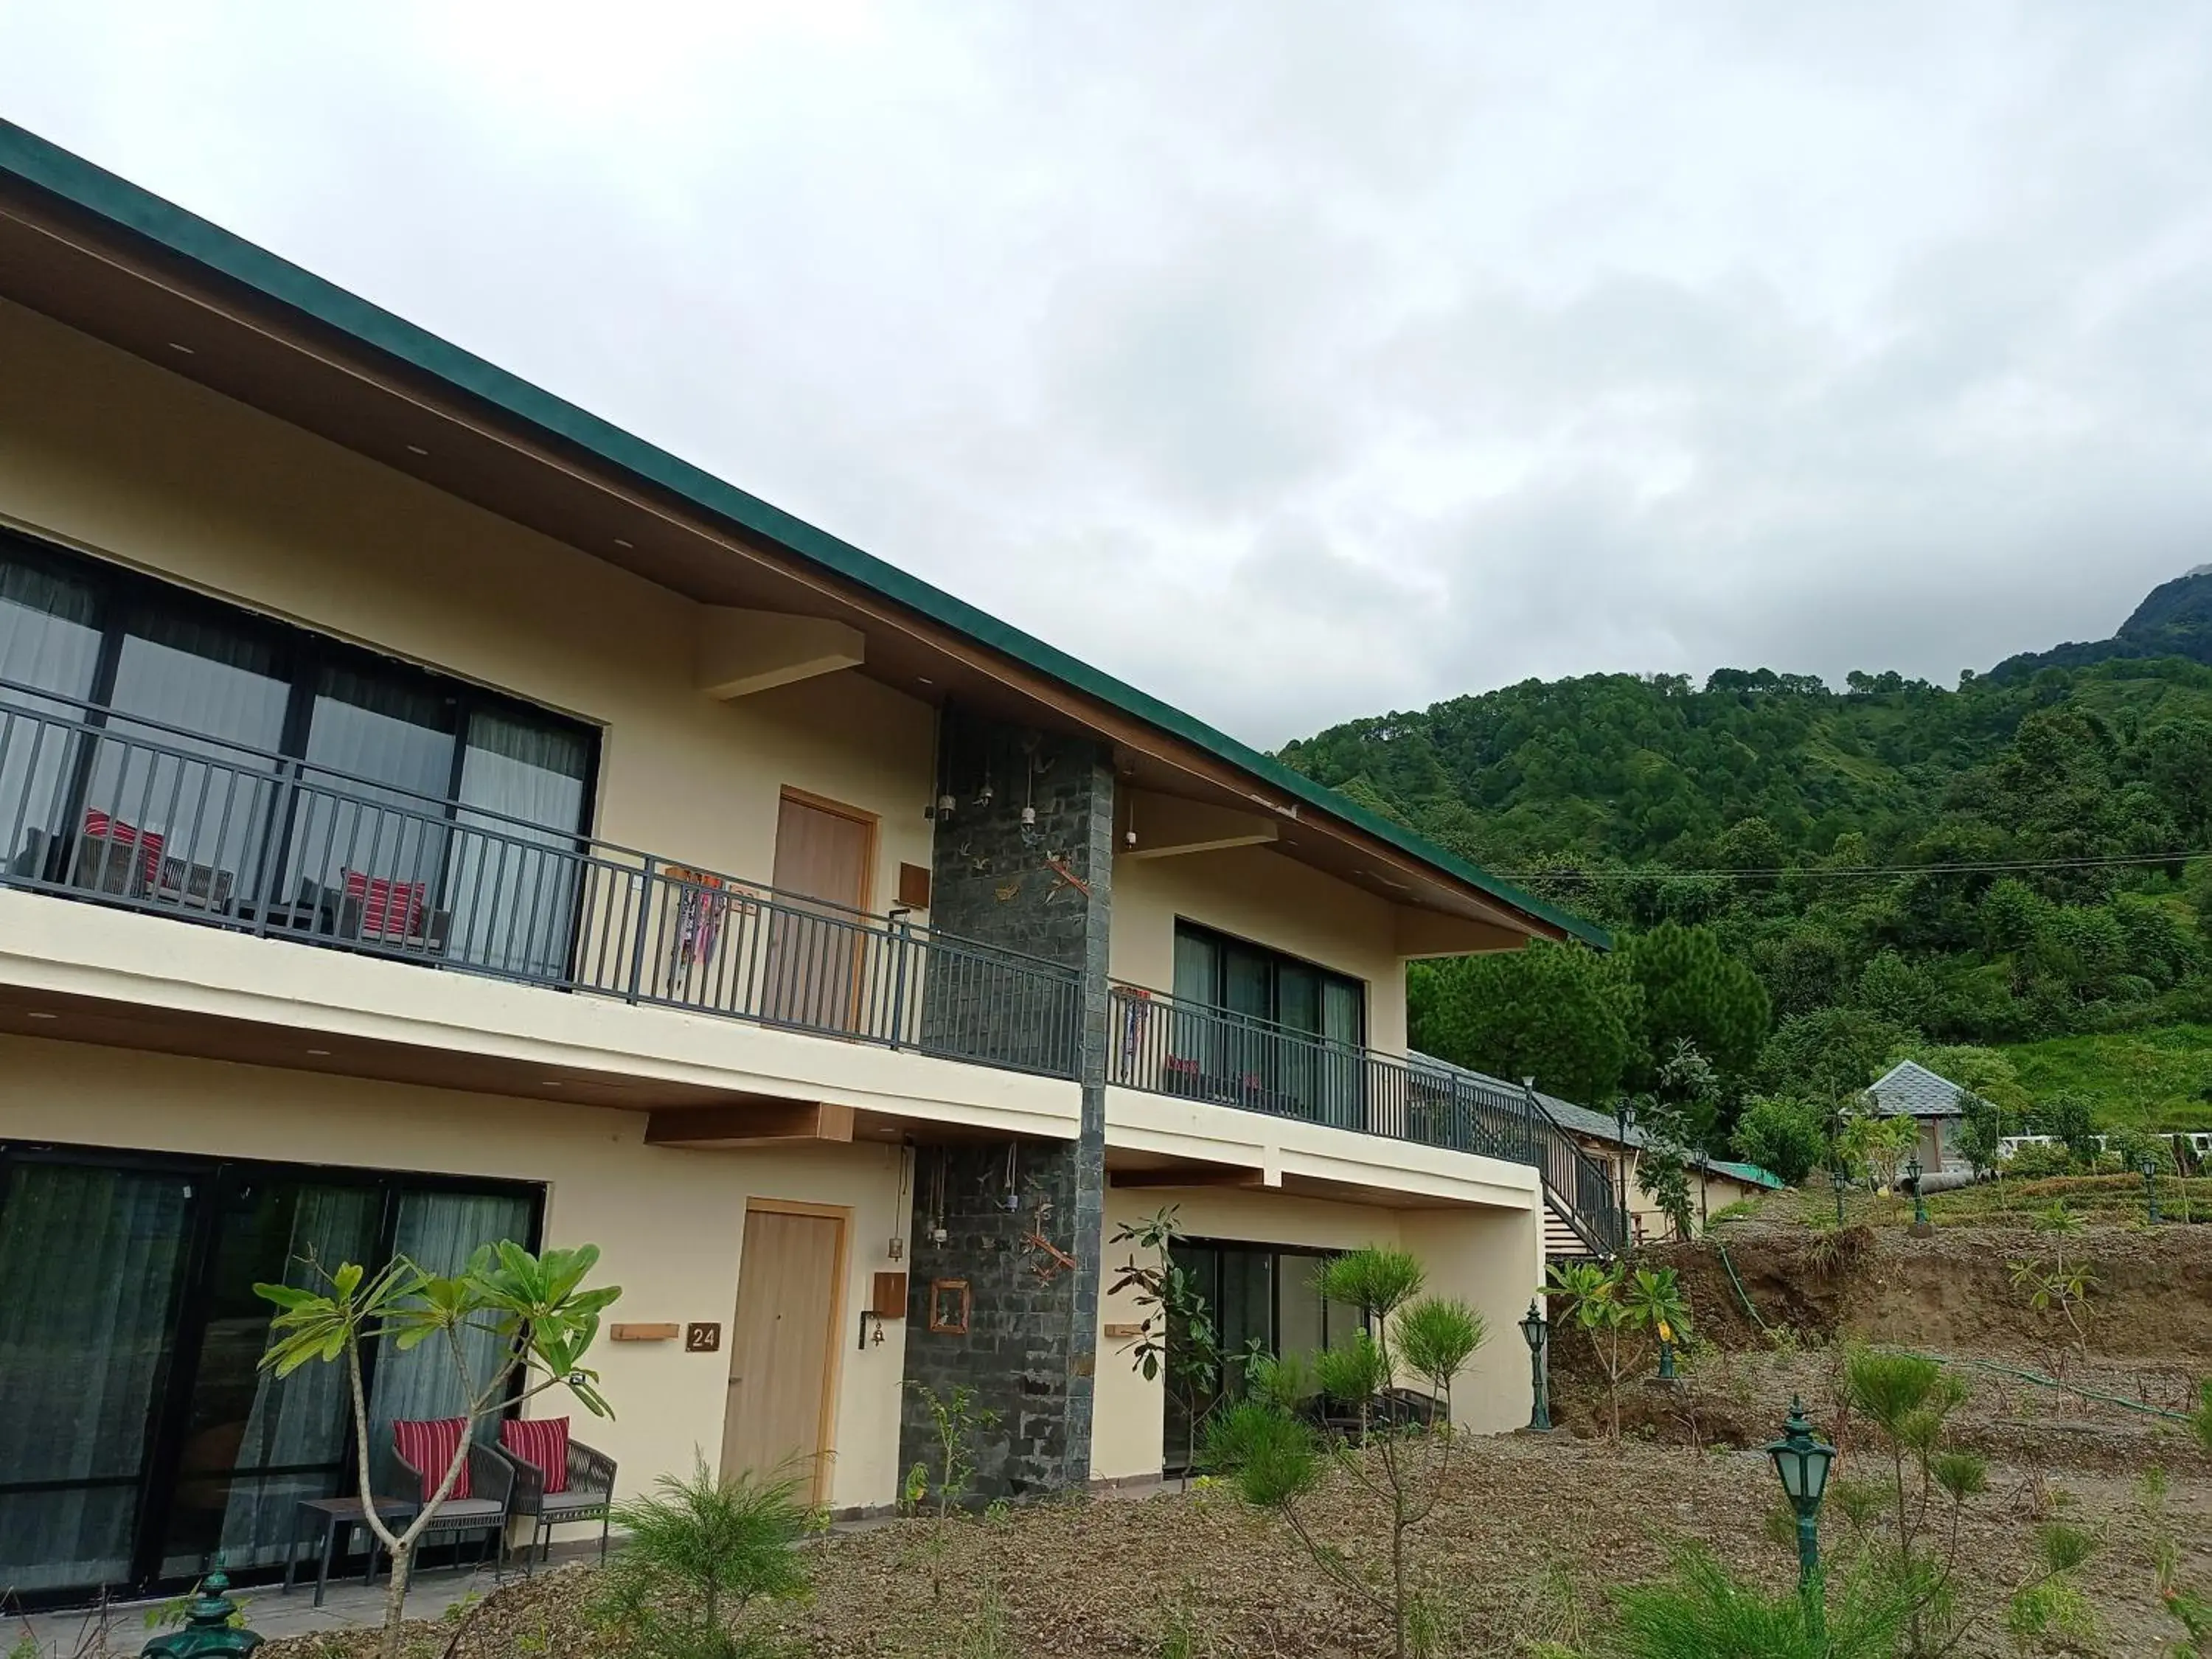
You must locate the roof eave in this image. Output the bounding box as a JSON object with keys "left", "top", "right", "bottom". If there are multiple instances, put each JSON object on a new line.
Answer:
{"left": 0, "top": 119, "right": 1608, "bottom": 950}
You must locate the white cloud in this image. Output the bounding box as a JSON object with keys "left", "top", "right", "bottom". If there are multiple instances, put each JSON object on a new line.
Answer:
{"left": 6, "top": 0, "right": 2212, "bottom": 745}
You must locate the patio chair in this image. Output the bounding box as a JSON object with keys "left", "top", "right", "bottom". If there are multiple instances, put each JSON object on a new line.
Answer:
{"left": 390, "top": 1420, "right": 515, "bottom": 1577}
{"left": 493, "top": 1419, "right": 616, "bottom": 1571}
{"left": 338, "top": 869, "right": 451, "bottom": 956}
{"left": 72, "top": 809, "right": 164, "bottom": 897}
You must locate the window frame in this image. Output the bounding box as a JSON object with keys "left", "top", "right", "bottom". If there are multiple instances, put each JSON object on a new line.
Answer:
{"left": 1171, "top": 918, "right": 1368, "bottom": 1046}
{"left": 0, "top": 524, "right": 601, "bottom": 840}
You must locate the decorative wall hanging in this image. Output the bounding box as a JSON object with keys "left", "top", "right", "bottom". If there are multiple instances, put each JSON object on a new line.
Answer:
{"left": 1044, "top": 852, "right": 1091, "bottom": 902}
{"left": 1020, "top": 1197, "right": 1077, "bottom": 1284}
{"left": 928, "top": 1278, "right": 972, "bottom": 1335}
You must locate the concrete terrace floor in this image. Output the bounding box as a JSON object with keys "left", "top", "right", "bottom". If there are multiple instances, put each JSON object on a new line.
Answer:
{"left": 10, "top": 1552, "right": 561, "bottom": 1655}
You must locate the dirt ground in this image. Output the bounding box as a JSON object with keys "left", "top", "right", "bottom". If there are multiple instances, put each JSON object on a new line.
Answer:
{"left": 262, "top": 1217, "right": 2212, "bottom": 1659}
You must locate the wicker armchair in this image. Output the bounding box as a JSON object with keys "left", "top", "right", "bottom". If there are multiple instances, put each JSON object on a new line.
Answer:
{"left": 495, "top": 1438, "right": 616, "bottom": 1570}
{"left": 390, "top": 1439, "right": 515, "bottom": 1576}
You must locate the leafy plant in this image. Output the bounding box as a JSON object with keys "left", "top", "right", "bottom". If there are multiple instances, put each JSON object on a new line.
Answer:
{"left": 905, "top": 1381, "right": 1001, "bottom": 1519}
{"left": 2006, "top": 1202, "right": 2098, "bottom": 1376}
{"left": 1544, "top": 1259, "right": 1689, "bottom": 1439}
{"left": 1733, "top": 1095, "right": 1826, "bottom": 1185}
{"left": 1204, "top": 1246, "right": 1484, "bottom": 1659}
{"left": 1107, "top": 1207, "right": 1227, "bottom": 1475}
{"left": 591, "top": 1459, "right": 816, "bottom": 1659}
{"left": 254, "top": 1242, "right": 619, "bottom": 1659}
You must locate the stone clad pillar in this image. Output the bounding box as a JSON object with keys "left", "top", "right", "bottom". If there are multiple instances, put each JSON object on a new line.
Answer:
{"left": 896, "top": 706, "right": 1112, "bottom": 1502}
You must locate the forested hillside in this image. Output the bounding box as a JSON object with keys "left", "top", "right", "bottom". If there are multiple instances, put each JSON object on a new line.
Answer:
{"left": 1281, "top": 571, "right": 2212, "bottom": 1146}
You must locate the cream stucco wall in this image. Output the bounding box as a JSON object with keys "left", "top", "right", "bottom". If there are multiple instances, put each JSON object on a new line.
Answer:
{"left": 0, "top": 887, "right": 1083, "bottom": 1139}
{"left": 1584, "top": 1140, "right": 1772, "bottom": 1245}
{"left": 0, "top": 296, "right": 934, "bottom": 908}
{"left": 1109, "top": 846, "right": 1409, "bottom": 1055}
{"left": 1091, "top": 1180, "right": 1543, "bottom": 1484}
{"left": 0, "top": 1034, "right": 915, "bottom": 1516}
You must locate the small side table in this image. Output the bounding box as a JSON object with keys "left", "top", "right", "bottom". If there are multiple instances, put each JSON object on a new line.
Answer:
{"left": 283, "top": 1495, "right": 418, "bottom": 1608}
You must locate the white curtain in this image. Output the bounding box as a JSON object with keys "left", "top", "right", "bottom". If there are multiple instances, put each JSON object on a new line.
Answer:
{"left": 365, "top": 1191, "right": 535, "bottom": 1495}
{"left": 446, "top": 709, "right": 587, "bottom": 981}
{"left": 0, "top": 1165, "right": 191, "bottom": 1594}
{"left": 91, "top": 611, "right": 289, "bottom": 891}
{"left": 0, "top": 551, "right": 102, "bottom": 880}
{"left": 286, "top": 665, "right": 457, "bottom": 914}
{"left": 210, "top": 1186, "right": 380, "bottom": 1571}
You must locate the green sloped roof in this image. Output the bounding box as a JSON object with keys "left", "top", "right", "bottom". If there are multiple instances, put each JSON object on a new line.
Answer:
{"left": 0, "top": 118, "right": 1606, "bottom": 948}
{"left": 1708, "top": 1159, "right": 1786, "bottom": 1191}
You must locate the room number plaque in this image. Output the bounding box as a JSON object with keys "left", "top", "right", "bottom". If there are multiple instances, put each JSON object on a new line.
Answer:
{"left": 685, "top": 1321, "right": 722, "bottom": 1353}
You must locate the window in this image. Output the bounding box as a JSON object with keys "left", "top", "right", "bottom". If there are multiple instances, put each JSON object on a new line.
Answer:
{"left": 0, "top": 528, "right": 597, "bottom": 968}
{"left": 1161, "top": 1239, "right": 1368, "bottom": 1471}
{"left": 1170, "top": 922, "right": 1366, "bottom": 1125}
{"left": 1171, "top": 922, "right": 1365, "bottom": 1046}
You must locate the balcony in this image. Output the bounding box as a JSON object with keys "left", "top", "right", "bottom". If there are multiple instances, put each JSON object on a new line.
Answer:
{"left": 0, "top": 681, "right": 1082, "bottom": 1081}
{"left": 1107, "top": 984, "right": 1626, "bottom": 1253}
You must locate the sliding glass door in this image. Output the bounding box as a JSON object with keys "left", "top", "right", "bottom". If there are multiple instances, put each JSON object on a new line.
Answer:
{"left": 1161, "top": 1240, "right": 1367, "bottom": 1472}
{"left": 0, "top": 1146, "right": 540, "bottom": 1607}
{"left": 0, "top": 1164, "right": 195, "bottom": 1596}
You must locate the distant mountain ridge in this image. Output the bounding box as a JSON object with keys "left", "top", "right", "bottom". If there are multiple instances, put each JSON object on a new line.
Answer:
{"left": 1987, "top": 568, "right": 2212, "bottom": 682}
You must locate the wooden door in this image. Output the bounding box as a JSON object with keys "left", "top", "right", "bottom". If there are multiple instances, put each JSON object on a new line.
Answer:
{"left": 721, "top": 1206, "right": 844, "bottom": 1499}
{"left": 765, "top": 791, "right": 874, "bottom": 1031}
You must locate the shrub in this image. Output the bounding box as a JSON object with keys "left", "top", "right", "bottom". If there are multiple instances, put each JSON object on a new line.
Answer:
{"left": 593, "top": 1459, "right": 816, "bottom": 1659}
{"left": 1608, "top": 1546, "right": 1905, "bottom": 1659}
{"left": 2002, "top": 1142, "right": 2075, "bottom": 1180}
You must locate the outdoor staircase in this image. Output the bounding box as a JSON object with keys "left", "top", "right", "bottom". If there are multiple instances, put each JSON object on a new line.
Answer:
{"left": 1543, "top": 1198, "right": 1598, "bottom": 1261}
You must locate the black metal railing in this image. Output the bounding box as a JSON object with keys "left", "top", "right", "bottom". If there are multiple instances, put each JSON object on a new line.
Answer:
{"left": 1107, "top": 984, "right": 1627, "bottom": 1253}
{"left": 0, "top": 683, "right": 1082, "bottom": 1079}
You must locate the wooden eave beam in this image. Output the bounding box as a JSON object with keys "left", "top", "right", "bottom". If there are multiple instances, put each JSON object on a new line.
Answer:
{"left": 644, "top": 1101, "right": 855, "bottom": 1147}
{"left": 695, "top": 606, "right": 864, "bottom": 700}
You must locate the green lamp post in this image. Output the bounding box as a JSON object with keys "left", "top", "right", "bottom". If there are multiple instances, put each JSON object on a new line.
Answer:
{"left": 2143, "top": 1155, "right": 2162, "bottom": 1225}
{"left": 1766, "top": 1397, "right": 1837, "bottom": 1633}
{"left": 1520, "top": 1299, "right": 1552, "bottom": 1431}
{"left": 141, "top": 1570, "right": 262, "bottom": 1658}
{"left": 1905, "top": 1155, "right": 1930, "bottom": 1234}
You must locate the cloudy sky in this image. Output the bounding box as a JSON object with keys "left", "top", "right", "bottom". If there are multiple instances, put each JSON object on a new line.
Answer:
{"left": 5, "top": 4, "right": 2212, "bottom": 745}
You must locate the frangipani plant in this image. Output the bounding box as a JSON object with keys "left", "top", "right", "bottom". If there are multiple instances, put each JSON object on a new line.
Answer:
{"left": 256, "top": 1242, "right": 620, "bottom": 1659}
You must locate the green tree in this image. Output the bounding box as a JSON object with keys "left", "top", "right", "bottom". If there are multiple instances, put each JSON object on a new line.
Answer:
{"left": 1408, "top": 941, "right": 1644, "bottom": 1104}
{"left": 1625, "top": 923, "right": 1771, "bottom": 1082}
{"left": 2035, "top": 1093, "right": 2101, "bottom": 1166}
{"left": 1758, "top": 1007, "right": 1912, "bottom": 1104}
{"left": 1854, "top": 950, "right": 1940, "bottom": 1030}
{"left": 2134, "top": 719, "right": 2212, "bottom": 844}
{"left": 1205, "top": 1248, "right": 1484, "bottom": 1659}
{"left": 1731, "top": 1096, "right": 1825, "bottom": 1185}
{"left": 256, "top": 1244, "right": 619, "bottom": 1659}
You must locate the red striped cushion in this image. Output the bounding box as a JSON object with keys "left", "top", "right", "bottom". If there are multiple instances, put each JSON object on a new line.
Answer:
{"left": 499, "top": 1416, "right": 570, "bottom": 1494}
{"left": 83, "top": 810, "right": 165, "bottom": 886}
{"left": 343, "top": 869, "right": 427, "bottom": 937}
{"left": 392, "top": 1417, "right": 472, "bottom": 1502}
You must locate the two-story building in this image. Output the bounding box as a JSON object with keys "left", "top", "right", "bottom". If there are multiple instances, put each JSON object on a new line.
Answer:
{"left": 0, "top": 119, "right": 1621, "bottom": 1607}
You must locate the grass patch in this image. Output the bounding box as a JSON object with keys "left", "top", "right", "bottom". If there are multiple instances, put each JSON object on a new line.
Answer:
{"left": 1922, "top": 1174, "right": 2212, "bottom": 1225}
{"left": 2000, "top": 1024, "right": 2212, "bottom": 1133}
